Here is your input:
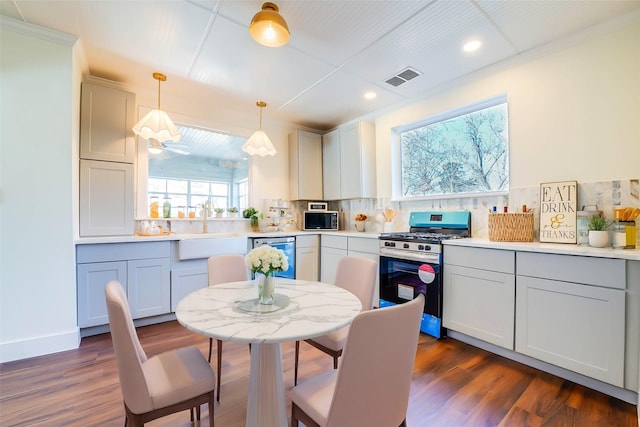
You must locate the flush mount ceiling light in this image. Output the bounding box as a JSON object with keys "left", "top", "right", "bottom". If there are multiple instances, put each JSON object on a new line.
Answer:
{"left": 249, "top": 2, "right": 290, "bottom": 48}
{"left": 132, "top": 72, "right": 181, "bottom": 144}
{"left": 242, "top": 101, "right": 277, "bottom": 157}
{"left": 463, "top": 40, "right": 482, "bottom": 53}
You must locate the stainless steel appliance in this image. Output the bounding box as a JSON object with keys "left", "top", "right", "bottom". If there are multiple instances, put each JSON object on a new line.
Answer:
{"left": 250, "top": 237, "right": 295, "bottom": 279}
{"left": 378, "top": 211, "right": 471, "bottom": 338}
{"left": 303, "top": 211, "right": 339, "bottom": 230}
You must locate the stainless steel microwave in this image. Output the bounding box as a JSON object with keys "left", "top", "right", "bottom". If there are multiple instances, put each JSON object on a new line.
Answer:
{"left": 303, "top": 211, "right": 339, "bottom": 230}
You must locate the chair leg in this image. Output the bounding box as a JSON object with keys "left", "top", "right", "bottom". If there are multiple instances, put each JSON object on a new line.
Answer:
{"left": 209, "top": 390, "right": 215, "bottom": 427}
{"left": 333, "top": 355, "right": 338, "bottom": 369}
{"left": 196, "top": 404, "right": 201, "bottom": 420}
{"left": 294, "top": 340, "right": 300, "bottom": 386}
{"left": 217, "top": 339, "right": 223, "bottom": 402}
{"left": 208, "top": 338, "right": 213, "bottom": 363}
{"left": 190, "top": 408, "right": 194, "bottom": 422}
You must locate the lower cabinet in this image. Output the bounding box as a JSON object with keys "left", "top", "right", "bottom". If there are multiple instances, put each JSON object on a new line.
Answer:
{"left": 296, "top": 235, "right": 319, "bottom": 281}
{"left": 346, "top": 236, "right": 380, "bottom": 306}
{"left": 320, "top": 235, "right": 347, "bottom": 283}
{"left": 516, "top": 252, "right": 626, "bottom": 387}
{"left": 77, "top": 242, "right": 170, "bottom": 328}
{"left": 171, "top": 267, "right": 209, "bottom": 312}
{"left": 443, "top": 246, "right": 515, "bottom": 349}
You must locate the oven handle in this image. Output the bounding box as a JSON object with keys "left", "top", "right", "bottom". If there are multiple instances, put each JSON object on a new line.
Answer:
{"left": 379, "top": 248, "right": 440, "bottom": 263}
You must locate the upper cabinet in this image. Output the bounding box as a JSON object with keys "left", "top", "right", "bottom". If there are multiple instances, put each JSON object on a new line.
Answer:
{"left": 323, "top": 121, "right": 376, "bottom": 200}
{"left": 80, "top": 82, "right": 136, "bottom": 163}
{"left": 289, "top": 130, "right": 323, "bottom": 201}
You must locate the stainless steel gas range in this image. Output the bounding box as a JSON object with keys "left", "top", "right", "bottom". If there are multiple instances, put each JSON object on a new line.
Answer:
{"left": 379, "top": 211, "right": 471, "bottom": 338}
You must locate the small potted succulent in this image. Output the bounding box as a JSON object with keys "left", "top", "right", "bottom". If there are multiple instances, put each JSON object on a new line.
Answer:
{"left": 354, "top": 213, "right": 367, "bottom": 232}
{"left": 214, "top": 207, "right": 225, "bottom": 218}
{"left": 588, "top": 214, "right": 610, "bottom": 248}
{"left": 227, "top": 207, "right": 239, "bottom": 218}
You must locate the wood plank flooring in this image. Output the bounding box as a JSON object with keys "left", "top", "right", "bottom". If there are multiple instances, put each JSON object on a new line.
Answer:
{"left": 0, "top": 320, "right": 637, "bottom": 426}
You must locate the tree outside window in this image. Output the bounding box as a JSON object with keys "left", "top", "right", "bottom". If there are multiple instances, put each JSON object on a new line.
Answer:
{"left": 394, "top": 95, "right": 509, "bottom": 199}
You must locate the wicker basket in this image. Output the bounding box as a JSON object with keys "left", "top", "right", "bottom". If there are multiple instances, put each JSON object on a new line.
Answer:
{"left": 488, "top": 213, "right": 534, "bottom": 242}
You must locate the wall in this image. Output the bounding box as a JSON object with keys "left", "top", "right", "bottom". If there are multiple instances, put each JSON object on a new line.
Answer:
{"left": 0, "top": 21, "right": 81, "bottom": 362}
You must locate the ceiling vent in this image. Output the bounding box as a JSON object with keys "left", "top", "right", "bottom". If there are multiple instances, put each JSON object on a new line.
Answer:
{"left": 385, "top": 67, "right": 421, "bottom": 87}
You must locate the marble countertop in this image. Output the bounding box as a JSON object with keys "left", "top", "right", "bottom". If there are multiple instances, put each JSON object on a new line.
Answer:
{"left": 443, "top": 238, "right": 640, "bottom": 261}
{"left": 175, "top": 279, "right": 362, "bottom": 344}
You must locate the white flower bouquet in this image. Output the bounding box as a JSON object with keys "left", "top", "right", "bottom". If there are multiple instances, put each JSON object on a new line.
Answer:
{"left": 245, "top": 245, "right": 289, "bottom": 276}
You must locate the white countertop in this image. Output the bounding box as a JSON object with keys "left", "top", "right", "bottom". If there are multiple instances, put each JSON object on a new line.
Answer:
{"left": 443, "top": 238, "right": 640, "bottom": 261}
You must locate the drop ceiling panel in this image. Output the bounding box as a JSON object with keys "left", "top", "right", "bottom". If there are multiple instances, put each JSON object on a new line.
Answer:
{"left": 478, "top": 0, "right": 640, "bottom": 51}
{"left": 281, "top": 69, "right": 406, "bottom": 129}
{"left": 343, "top": 1, "right": 517, "bottom": 98}
{"left": 190, "top": 14, "right": 337, "bottom": 111}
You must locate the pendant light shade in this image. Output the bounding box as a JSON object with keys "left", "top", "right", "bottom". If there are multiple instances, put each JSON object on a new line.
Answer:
{"left": 133, "top": 72, "right": 181, "bottom": 143}
{"left": 243, "top": 101, "right": 277, "bottom": 157}
{"left": 249, "top": 2, "right": 290, "bottom": 48}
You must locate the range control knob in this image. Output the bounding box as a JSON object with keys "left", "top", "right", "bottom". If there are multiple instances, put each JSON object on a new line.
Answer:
{"left": 425, "top": 245, "right": 431, "bottom": 251}
{"left": 403, "top": 243, "right": 410, "bottom": 249}
{"left": 385, "top": 241, "right": 395, "bottom": 247}
{"left": 418, "top": 244, "right": 425, "bottom": 250}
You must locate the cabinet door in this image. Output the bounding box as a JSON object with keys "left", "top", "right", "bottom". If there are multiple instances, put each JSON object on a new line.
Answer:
{"left": 322, "top": 129, "right": 340, "bottom": 200}
{"left": 80, "top": 159, "right": 134, "bottom": 236}
{"left": 320, "top": 247, "right": 347, "bottom": 283}
{"left": 443, "top": 265, "right": 515, "bottom": 349}
{"left": 77, "top": 261, "right": 127, "bottom": 327}
{"left": 127, "top": 258, "right": 171, "bottom": 319}
{"left": 339, "top": 123, "right": 361, "bottom": 199}
{"left": 289, "top": 131, "right": 323, "bottom": 200}
{"left": 80, "top": 82, "right": 136, "bottom": 163}
{"left": 515, "top": 276, "right": 625, "bottom": 386}
{"left": 296, "top": 246, "right": 319, "bottom": 281}
{"left": 171, "top": 268, "right": 208, "bottom": 312}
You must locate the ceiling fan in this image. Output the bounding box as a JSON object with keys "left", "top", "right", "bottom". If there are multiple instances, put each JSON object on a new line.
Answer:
{"left": 148, "top": 138, "right": 190, "bottom": 155}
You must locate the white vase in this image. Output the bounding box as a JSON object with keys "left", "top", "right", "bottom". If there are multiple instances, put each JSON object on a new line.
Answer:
{"left": 588, "top": 230, "right": 609, "bottom": 248}
{"left": 258, "top": 274, "right": 275, "bottom": 304}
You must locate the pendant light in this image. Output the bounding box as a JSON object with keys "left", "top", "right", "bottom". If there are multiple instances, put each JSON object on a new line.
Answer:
{"left": 249, "top": 2, "right": 290, "bottom": 48}
{"left": 133, "top": 72, "right": 181, "bottom": 144}
{"left": 242, "top": 101, "right": 277, "bottom": 157}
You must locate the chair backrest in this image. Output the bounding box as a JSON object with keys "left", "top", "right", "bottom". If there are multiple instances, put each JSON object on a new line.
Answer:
{"left": 326, "top": 294, "right": 425, "bottom": 427}
{"left": 334, "top": 256, "right": 377, "bottom": 311}
{"left": 105, "top": 280, "right": 154, "bottom": 413}
{"left": 208, "top": 254, "right": 249, "bottom": 286}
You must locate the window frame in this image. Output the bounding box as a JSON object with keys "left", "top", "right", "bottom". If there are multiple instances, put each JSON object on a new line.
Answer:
{"left": 391, "top": 94, "right": 509, "bottom": 201}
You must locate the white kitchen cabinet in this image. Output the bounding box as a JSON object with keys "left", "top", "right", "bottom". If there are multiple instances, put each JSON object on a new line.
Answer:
{"left": 443, "top": 246, "right": 515, "bottom": 349}
{"left": 347, "top": 237, "right": 380, "bottom": 307}
{"left": 322, "top": 121, "right": 376, "bottom": 200}
{"left": 296, "top": 235, "right": 320, "bottom": 281}
{"left": 322, "top": 129, "right": 340, "bottom": 201}
{"left": 80, "top": 82, "right": 136, "bottom": 163}
{"left": 80, "top": 159, "right": 134, "bottom": 236}
{"left": 320, "top": 235, "right": 347, "bottom": 283}
{"left": 289, "top": 131, "right": 323, "bottom": 201}
{"left": 171, "top": 267, "right": 209, "bottom": 312}
{"left": 515, "top": 252, "right": 626, "bottom": 387}
{"left": 77, "top": 242, "right": 170, "bottom": 329}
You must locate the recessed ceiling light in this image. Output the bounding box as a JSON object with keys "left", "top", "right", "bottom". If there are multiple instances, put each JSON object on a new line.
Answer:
{"left": 463, "top": 40, "right": 482, "bottom": 53}
{"left": 364, "top": 92, "right": 377, "bottom": 100}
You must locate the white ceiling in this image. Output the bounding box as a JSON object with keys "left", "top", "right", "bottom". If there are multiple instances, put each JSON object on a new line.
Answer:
{"left": 2, "top": 0, "right": 639, "bottom": 130}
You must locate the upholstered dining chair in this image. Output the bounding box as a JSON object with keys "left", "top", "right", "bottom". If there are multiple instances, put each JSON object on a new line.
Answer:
{"left": 294, "top": 256, "right": 377, "bottom": 385}
{"left": 291, "top": 293, "right": 424, "bottom": 427}
{"left": 105, "top": 280, "right": 215, "bottom": 427}
{"left": 207, "top": 254, "right": 249, "bottom": 401}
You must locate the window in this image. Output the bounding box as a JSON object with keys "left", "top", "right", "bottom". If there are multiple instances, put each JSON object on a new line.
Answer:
{"left": 147, "top": 125, "right": 249, "bottom": 216}
{"left": 392, "top": 95, "right": 509, "bottom": 200}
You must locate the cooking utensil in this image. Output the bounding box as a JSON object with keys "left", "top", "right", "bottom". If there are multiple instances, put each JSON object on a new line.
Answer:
{"left": 383, "top": 208, "right": 396, "bottom": 222}
{"left": 628, "top": 207, "right": 640, "bottom": 221}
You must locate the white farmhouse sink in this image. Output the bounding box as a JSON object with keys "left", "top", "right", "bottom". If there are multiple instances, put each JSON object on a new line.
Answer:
{"left": 178, "top": 236, "right": 248, "bottom": 260}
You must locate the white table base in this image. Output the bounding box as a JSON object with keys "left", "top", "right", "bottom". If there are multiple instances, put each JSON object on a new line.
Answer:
{"left": 246, "top": 343, "right": 287, "bottom": 427}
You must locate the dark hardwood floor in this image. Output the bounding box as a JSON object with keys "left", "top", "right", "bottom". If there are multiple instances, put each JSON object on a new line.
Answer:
{"left": 0, "top": 320, "right": 636, "bottom": 426}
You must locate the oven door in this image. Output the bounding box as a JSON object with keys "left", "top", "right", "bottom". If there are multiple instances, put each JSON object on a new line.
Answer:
{"left": 379, "top": 255, "right": 443, "bottom": 338}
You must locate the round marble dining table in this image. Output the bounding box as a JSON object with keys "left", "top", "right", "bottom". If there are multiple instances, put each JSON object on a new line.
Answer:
{"left": 175, "top": 278, "right": 362, "bottom": 427}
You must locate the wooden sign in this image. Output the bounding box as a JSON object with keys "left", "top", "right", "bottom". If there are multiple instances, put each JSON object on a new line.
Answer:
{"left": 539, "top": 180, "right": 577, "bottom": 243}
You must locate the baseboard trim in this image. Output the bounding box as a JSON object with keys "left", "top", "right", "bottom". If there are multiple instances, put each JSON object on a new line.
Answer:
{"left": 0, "top": 328, "right": 81, "bottom": 363}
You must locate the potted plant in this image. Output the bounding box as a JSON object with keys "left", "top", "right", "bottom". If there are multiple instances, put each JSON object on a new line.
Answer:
{"left": 588, "top": 214, "right": 610, "bottom": 248}
{"left": 354, "top": 213, "right": 367, "bottom": 232}
{"left": 243, "top": 207, "right": 263, "bottom": 231}
{"left": 227, "top": 207, "right": 239, "bottom": 218}
{"left": 214, "top": 207, "right": 224, "bottom": 218}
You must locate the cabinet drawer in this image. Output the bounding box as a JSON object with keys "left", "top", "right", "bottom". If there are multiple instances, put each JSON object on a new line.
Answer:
{"left": 77, "top": 241, "right": 170, "bottom": 263}
{"left": 517, "top": 252, "right": 625, "bottom": 289}
{"left": 348, "top": 236, "right": 378, "bottom": 253}
{"left": 296, "top": 234, "right": 319, "bottom": 248}
{"left": 444, "top": 246, "right": 514, "bottom": 274}
{"left": 321, "top": 235, "right": 348, "bottom": 250}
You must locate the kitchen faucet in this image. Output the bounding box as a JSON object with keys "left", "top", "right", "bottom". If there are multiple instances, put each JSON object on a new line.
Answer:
{"left": 202, "top": 201, "right": 211, "bottom": 233}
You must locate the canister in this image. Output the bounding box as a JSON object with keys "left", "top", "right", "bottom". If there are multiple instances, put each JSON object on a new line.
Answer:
{"left": 622, "top": 220, "right": 636, "bottom": 249}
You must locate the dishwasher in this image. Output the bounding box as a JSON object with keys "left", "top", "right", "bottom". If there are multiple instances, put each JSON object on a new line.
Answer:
{"left": 250, "top": 236, "right": 295, "bottom": 279}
